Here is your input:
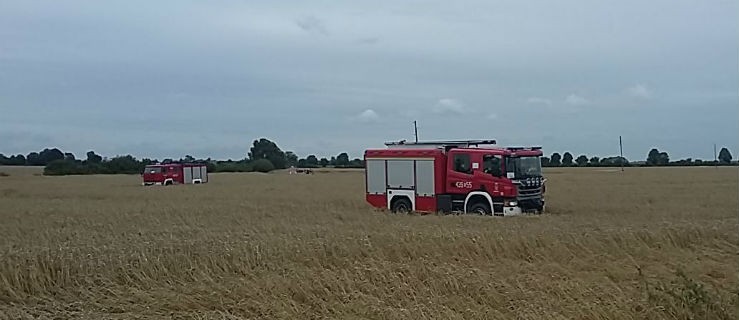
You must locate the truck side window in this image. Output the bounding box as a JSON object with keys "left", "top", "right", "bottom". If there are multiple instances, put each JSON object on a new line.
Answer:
{"left": 453, "top": 153, "right": 471, "bottom": 174}
{"left": 483, "top": 155, "right": 502, "bottom": 177}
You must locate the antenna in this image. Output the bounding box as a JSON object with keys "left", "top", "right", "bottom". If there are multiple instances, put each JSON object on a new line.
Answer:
{"left": 413, "top": 121, "right": 418, "bottom": 143}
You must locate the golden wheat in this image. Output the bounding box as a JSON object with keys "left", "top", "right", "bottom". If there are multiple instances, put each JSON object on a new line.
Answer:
{"left": 0, "top": 166, "right": 737, "bottom": 319}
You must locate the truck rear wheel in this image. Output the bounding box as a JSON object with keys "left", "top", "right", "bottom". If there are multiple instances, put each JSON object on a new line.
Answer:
{"left": 390, "top": 197, "right": 412, "bottom": 214}
{"left": 468, "top": 202, "right": 491, "bottom": 215}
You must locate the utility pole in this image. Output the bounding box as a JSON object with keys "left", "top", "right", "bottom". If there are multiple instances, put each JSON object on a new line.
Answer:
{"left": 413, "top": 121, "right": 419, "bottom": 143}
{"left": 619, "top": 135, "right": 624, "bottom": 172}
{"left": 714, "top": 143, "right": 717, "bottom": 168}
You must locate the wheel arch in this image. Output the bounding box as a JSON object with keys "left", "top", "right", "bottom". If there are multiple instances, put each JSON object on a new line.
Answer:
{"left": 389, "top": 195, "right": 414, "bottom": 214}
{"left": 464, "top": 191, "right": 493, "bottom": 213}
{"left": 386, "top": 189, "right": 416, "bottom": 211}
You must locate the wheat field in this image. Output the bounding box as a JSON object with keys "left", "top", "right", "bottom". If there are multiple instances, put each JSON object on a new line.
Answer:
{"left": 0, "top": 166, "right": 737, "bottom": 319}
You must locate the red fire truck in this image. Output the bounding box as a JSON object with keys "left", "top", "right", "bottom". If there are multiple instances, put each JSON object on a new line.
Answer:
{"left": 364, "top": 139, "right": 545, "bottom": 216}
{"left": 142, "top": 163, "right": 209, "bottom": 186}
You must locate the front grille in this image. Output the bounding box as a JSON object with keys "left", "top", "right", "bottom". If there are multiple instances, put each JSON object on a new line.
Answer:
{"left": 516, "top": 185, "right": 542, "bottom": 200}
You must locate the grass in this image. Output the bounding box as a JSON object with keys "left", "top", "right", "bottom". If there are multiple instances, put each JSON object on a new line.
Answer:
{"left": 0, "top": 166, "right": 737, "bottom": 319}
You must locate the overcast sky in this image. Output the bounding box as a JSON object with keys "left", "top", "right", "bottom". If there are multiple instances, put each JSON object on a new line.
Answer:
{"left": 1, "top": 0, "right": 737, "bottom": 161}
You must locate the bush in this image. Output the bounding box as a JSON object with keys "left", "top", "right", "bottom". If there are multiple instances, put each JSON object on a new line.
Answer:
{"left": 214, "top": 162, "right": 253, "bottom": 173}
{"left": 251, "top": 159, "right": 275, "bottom": 173}
{"left": 44, "top": 159, "right": 84, "bottom": 176}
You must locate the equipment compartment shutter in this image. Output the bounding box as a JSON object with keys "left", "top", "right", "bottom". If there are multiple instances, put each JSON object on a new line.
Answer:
{"left": 386, "top": 160, "right": 414, "bottom": 189}
{"left": 366, "top": 159, "right": 386, "bottom": 194}
{"left": 415, "top": 160, "right": 435, "bottom": 196}
{"left": 201, "top": 166, "right": 208, "bottom": 183}
{"left": 183, "top": 166, "right": 192, "bottom": 184}
{"left": 193, "top": 166, "right": 201, "bottom": 179}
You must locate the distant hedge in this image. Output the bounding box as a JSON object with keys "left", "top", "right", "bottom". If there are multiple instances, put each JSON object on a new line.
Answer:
{"left": 43, "top": 156, "right": 149, "bottom": 176}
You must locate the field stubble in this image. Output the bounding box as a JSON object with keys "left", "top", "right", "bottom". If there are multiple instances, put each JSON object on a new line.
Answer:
{"left": 0, "top": 166, "right": 737, "bottom": 319}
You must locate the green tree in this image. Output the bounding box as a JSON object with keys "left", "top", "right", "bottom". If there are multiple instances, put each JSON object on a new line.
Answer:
{"left": 248, "top": 138, "right": 287, "bottom": 169}
{"left": 306, "top": 155, "right": 319, "bottom": 166}
{"left": 589, "top": 157, "right": 600, "bottom": 166}
{"left": 658, "top": 152, "right": 669, "bottom": 165}
{"left": 562, "top": 152, "right": 574, "bottom": 166}
{"left": 319, "top": 158, "right": 329, "bottom": 167}
{"left": 718, "top": 147, "right": 732, "bottom": 163}
{"left": 86, "top": 151, "right": 102, "bottom": 164}
{"left": 9, "top": 154, "right": 25, "bottom": 165}
{"left": 104, "top": 155, "right": 142, "bottom": 174}
{"left": 647, "top": 148, "right": 661, "bottom": 166}
{"left": 349, "top": 158, "right": 364, "bottom": 168}
{"left": 251, "top": 158, "right": 275, "bottom": 173}
{"left": 575, "top": 155, "right": 588, "bottom": 166}
{"left": 601, "top": 156, "right": 630, "bottom": 167}
{"left": 540, "top": 157, "right": 551, "bottom": 167}
{"left": 26, "top": 152, "right": 41, "bottom": 166}
{"left": 550, "top": 153, "right": 562, "bottom": 167}
{"left": 285, "top": 151, "right": 299, "bottom": 167}
{"left": 335, "top": 153, "right": 350, "bottom": 166}
{"left": 34, "top": 148, "right": 64, "bottom": 165}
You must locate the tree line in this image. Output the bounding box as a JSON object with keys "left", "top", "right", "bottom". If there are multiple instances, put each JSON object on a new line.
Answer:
{"left": 0, "top": 139, "right": 735, "bottom": 176}
{"left": 0, "top": 138, "right": 366, "bottom": 175}
{"left": 540, "top": 147, "right": 734, "bottom": 167}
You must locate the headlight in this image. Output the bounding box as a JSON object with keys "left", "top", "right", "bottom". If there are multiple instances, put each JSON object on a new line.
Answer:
{"left": 505, "top": 200, "right": 518, "bottom": 207}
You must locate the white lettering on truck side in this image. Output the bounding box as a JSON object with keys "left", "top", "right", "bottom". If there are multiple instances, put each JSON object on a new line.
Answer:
{"left": 455, "top": 181, "right": 473, "bottom": 189}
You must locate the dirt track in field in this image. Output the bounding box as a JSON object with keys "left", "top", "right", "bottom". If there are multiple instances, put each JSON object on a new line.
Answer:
{"left": 0, "top": 166, "right": 737, "bottom": 319}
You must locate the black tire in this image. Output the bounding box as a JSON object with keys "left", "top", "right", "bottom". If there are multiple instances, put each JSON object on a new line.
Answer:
{"left": 468, "top": 202, "right": 491, "bottom": 215}
{"left": 390, "top": 197, "right": 412, "bottom": 214}
{"left": 164, "top": 180, "right": 173, "bottom": 186}
{"left": 536, "top": 203, "right": 546, "bottom": 215}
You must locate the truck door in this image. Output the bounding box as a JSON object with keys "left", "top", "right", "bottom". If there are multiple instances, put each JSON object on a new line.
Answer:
{"left": 482, "top": 154, "right": 504, "bottom": 197}
{"left": 447, "top": 151, "right": 474, "bottom": 194}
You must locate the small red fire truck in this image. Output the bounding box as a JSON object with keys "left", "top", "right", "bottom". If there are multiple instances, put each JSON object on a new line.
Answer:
{"left": 364, "top": 139, "right": 545, "bottom": 216}
{"left": 142, "top": 163, "right": 208, "bottom": 186}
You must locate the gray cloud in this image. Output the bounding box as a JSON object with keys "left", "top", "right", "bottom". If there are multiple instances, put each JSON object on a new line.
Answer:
{"left": 432, "top": 98, "right": 467, "bottom": 115}
{"left": 295, "top": 15, "right": 328, "bottom": 35}
{"left": 353, "top": 109, "right": 380, "bottom": 123}
{"left": 357, "top": 37, "right": 380, "bottom": 45}
{"left": 526, "top": 97, "right": 553, "bottom": 106}
{"left": 626, "top": 84, "right": 652, "bottom": 99}
{"left": 565, "top": 94, "right": 589, "bottom": 106}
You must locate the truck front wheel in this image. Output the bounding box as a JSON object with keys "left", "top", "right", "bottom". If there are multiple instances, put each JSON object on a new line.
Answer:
{"left": 390, "top": 197, "right": 412, "bottom": 214}
{"left": 468, "top": 202, "right": 491, "bottom": 215}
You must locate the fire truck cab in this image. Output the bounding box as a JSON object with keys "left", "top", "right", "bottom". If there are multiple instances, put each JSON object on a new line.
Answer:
{"left": 142, "top": 163, "right": 208, "bottom": 186}
{"left": 364, "top": 139, "right": 545, "bottom": 216}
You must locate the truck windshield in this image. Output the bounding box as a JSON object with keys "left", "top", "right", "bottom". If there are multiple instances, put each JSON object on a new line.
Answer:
{"left": 506, "top": 156, "right": 542, "bottom": 178}
{"left": 144, "top": 166, "right": 162, "bottom": 174}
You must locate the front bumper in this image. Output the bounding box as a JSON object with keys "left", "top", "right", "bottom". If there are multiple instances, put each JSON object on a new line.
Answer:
{"left": 499, "top": 198, "right": 545, "bottom": 216}
{"left": 519, "top": 197, "right": 545, "bottom": 212}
